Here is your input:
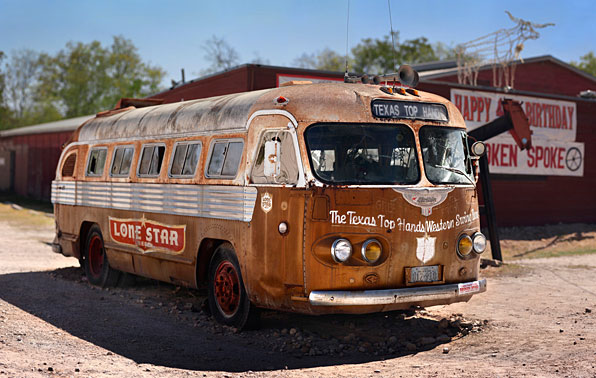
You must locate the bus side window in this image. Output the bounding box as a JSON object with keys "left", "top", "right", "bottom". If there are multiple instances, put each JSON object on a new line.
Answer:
{"left": 169, "top": 142, "right": 202, "bottom": 177}
{"left": 110, "top": 146, "right": 135, "bottom": 177}
{"left": 251, "top": 131, "right": 298, "bottom": 185}
{"left": 61, "top": 153, "right": 77, "bottom": 178}
{"left": 206, "top": 140, "right": 244, "bottom": 178}
{"left": 86, "top": 148, "right": 107, "bottom": 177}
{"left": 138, "top": 144, "right": 166, "bottom": 177}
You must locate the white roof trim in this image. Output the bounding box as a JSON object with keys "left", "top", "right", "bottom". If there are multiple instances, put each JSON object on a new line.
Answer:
{"left": 0, "top": 115, "right": 93, "bottom": 138}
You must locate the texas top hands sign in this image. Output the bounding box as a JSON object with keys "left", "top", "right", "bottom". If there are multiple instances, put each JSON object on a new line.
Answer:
{"left": 451, "top": 89, "right": 584, "bottom": 177}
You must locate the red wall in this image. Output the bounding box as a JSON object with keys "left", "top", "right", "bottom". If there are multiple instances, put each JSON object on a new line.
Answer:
{"left": 151, "top": 68, "right": 251, "bottom": 104}
{"left": 434, "top": 60, "right": 593, "bottom": 98}
{"left": 1, "top": 131, "right": 72, "bottom": 200}
{"left": 149, "top": 65, "right": 344, "bottom": 103}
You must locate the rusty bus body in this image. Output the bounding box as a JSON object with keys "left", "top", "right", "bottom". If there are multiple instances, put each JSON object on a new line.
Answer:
{"left": 51, "top": 81, "right": 487, "bottom": 327}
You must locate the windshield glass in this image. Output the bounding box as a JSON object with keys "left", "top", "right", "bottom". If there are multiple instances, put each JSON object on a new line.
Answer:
{"left": 419, "top": 126, "right": 472, "bottom": 185}
{"left": 304, "top": 123, "right": 419, "bottom": 185}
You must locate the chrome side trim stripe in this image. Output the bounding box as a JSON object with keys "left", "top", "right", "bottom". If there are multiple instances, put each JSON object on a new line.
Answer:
{"left": 309, "top": 279, "right": 487, "bottom": 306}
{"left": 51, "top": 181, "right": 258, "bottom": 222}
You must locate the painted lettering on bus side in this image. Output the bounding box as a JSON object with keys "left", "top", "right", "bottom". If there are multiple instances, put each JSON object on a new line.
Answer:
{"left": 371, "top": 100, "right": 448, "bottom": 122}
{"left": 329, "top": 209, "right": 479, "bottom": 233}
{"left": 108, "top": 216, "right": 186, "bottom": 254}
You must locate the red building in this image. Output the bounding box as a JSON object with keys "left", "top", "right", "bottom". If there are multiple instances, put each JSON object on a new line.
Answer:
{"left": 0, "top": 116, "right": 92, "bottom": 200}
{"left": 1, "top": 55, "right": 594, "bottom": 226}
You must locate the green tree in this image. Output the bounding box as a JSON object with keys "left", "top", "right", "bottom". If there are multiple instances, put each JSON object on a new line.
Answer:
{"left": 38, "top": 40, "right": 109, "bottom": 117}
{"left": 0, "top": 51, "right": 12, "bottom": 129}
{"left": 0, "top": 49, "right": 63, "bottom": 128}
{"left": 433, "top": 42, "right": 459, "bottom": 61}
{"left": 294, "top": 32, "right": 442, "bottom": 74}
{"left": 351, "top": 32, "right": 399, "bottom": 74}
{"left": 3, "top": 49, "right": 57, "bottom": 127}
{"left": 38, "top": 36, "right": 166, "bottom": 118}
{"left": 0, "top": 51, "right": 7, "bottom": 124}
{"left": 293, "top": 48, "right": 347, "bottom": 71}
{"left": 571, "top": 51, "right": 596, "bottom": 77}
{"left": 399, "top": 37, "right": 438, "bottom": 64}
{"left": 351, "top": 32, "right": 438, "bottom": 74}
{"left": 104, "top": 36, "right": 165, "bottom": 109}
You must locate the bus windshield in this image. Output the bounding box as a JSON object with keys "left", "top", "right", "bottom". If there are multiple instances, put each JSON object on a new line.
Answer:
{"left": 305, "top": 123, "right": 419, "bottom": 185}
{"left": 419, "top": 126, "right": 473, "bottom": 185}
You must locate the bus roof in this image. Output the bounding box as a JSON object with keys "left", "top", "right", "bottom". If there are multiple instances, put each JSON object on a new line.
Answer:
{"left": 76, "top": 83, "right": 459, "bottom": 143}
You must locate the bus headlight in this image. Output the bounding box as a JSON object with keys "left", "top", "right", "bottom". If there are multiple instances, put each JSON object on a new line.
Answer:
{"left": 361, "top": 239, "right": 382, "bottom": 263}
{"left": 457, "top": 234, "right": 473, "bottom": 259}
{"left": 471, "top": 141, "right": 486, "bottom": 157}
{"left": 472, "top": 232, "right": 487, "bottom": 254}
{"left": 331, "top": 239, "right": 352, "bottom": 263}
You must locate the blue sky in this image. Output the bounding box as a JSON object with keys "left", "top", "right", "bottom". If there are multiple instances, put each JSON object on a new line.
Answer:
{"left": 1, "top": 0, "right": 594, "bottom": 84}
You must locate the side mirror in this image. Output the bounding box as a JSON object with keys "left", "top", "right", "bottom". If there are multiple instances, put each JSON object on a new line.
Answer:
{"left": 264, "top": 140, "right": 281, "bottom": 178}
{"left": 470, "top": 141, "right": 486, "bottom": 157}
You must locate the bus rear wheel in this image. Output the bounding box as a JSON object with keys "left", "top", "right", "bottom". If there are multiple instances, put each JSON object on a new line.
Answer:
{"left": 208, "top": 245, "right": 259, "bottom": 329}
{"left": 83, "top": 225, "right": 120, "bottom": 287}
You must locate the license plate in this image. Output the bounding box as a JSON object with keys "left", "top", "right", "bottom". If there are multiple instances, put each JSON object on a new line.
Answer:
{"left": 407, "top": 265, "right": 441, "bottom": 284}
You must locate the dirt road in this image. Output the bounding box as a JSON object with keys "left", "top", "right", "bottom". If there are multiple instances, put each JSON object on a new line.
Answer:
{"left": 0, "top": 204, "right": 595, "bottom": 377}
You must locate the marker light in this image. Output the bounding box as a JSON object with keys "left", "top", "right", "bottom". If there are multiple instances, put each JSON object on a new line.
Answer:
{"left": 361, "top": 239, "right": 382, "bottom": 263}
{"left": 457, "top": 234, "right": 474, "bottom": 259}
{"left": 472, "top": 232, "right": 487, "bottom": 254}
{"left": 275, "top": 96, "right": 289, "bottom": 105}
{"left": 331, "top": 239, "right": 352, "bottom": 263}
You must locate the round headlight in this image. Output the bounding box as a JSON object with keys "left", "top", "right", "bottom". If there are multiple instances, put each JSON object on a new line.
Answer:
{"left": 278, "top": 222, "right": 288, "bottom": 235}
{"left": 472, "top": 232, "right": 487, "bottom": 254}
{"left": 457, "top": 234, "right": 473, "bottom": 258}
{"left": 471, "top": 141, "right": 486, "bottom": 157}
{"left": 331, "top": 239, "right": 352, "bottom": 263}
{"left": 361, "top": 239, "right": 382, "bottom": 263}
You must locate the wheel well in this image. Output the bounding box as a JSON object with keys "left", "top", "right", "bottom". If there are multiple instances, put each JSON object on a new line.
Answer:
{"left": 78, "top": 221, "right": 96, "bottom": 260}
{"left": 195, "top": 238, "right": 228, "bottom": 288}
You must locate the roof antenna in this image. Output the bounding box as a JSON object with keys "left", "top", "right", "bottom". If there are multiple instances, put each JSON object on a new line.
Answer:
{"left": 343, "top": 0, "right": 351, "bottom": 83}
{"left": 387, "top": 0, "right": 398, "bottom": 88}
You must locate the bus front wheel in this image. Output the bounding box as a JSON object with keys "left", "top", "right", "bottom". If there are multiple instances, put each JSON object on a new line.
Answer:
{"left": 83, "top": 225, "right": 120, "bottom": 287}
{"left": 208, "top": 245, "right": 259, "bottom": 329}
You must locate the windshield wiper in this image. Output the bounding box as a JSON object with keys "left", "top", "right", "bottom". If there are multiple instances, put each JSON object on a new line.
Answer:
{"left": 431, "top": 164, "right": 475, "bottom": 186}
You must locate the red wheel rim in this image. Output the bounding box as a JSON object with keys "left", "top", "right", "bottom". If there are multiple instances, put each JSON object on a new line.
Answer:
{"left": 88, "top": 235, "right": 104, "bottom": 278}
{"left": 213, "top": 261, "right": 240, "bottom": 316}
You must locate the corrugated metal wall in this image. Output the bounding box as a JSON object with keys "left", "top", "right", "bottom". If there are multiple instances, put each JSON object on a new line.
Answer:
{"left": 0, "top": 131, "right": 72, "bottom": 200}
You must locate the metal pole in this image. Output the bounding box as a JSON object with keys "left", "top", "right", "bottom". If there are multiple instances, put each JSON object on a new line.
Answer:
{"left": 479, "top": 155, "right": 503, "bottom": 261}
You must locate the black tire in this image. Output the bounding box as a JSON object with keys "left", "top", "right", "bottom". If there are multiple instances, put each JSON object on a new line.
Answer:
{"left": 207, "top": 244, "right": 259, "bottom": 329}
{"left": 83, "top": 225, "right": 120, "bottom": 287}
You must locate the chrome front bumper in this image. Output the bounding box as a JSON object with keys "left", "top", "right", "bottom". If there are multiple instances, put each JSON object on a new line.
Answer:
{"left": 309, "top": 279, "right": 487, "bottom": 306}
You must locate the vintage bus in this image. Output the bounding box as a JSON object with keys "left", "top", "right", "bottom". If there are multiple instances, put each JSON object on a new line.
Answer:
{"left": 51, "top": 74, "right": 487, "bottom": 328}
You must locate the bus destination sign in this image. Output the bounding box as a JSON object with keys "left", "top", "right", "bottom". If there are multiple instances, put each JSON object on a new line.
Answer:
{"left": 371, "top": 100, "right": 449, "bottom": 122}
